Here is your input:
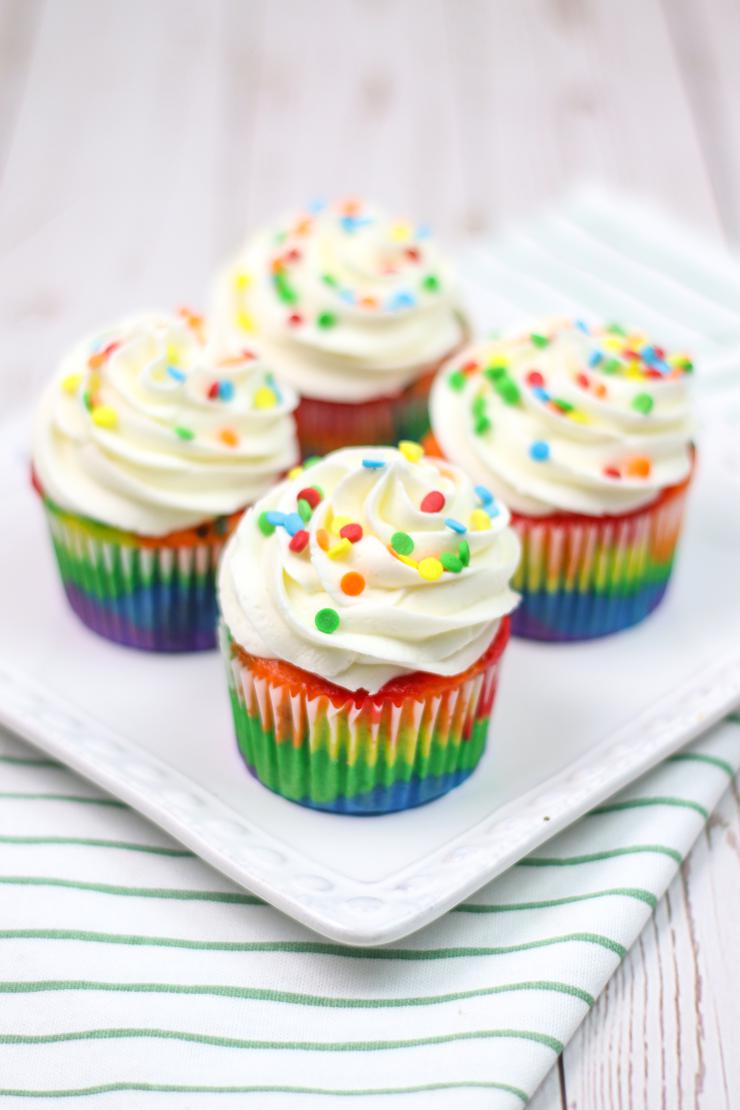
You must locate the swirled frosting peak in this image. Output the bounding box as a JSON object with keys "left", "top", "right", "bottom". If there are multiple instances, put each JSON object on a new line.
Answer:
{"left": 33, "top": 310, "right": 299, "bottom": 535}
{"left": 210, "top": 199, "right": 466, "bottom": 402}
{"left": 430, "top": 318, "right": 694, "bottom": 517}
{"left": 219, "top": 444, "right": 520, "bottom": 693}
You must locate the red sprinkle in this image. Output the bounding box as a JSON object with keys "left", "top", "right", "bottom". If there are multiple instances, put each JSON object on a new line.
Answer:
{"left": 462, "top": 360, "right": 480, "bottom": 374}
{"left": 405, "top": 247, "right": 421, "bottom": 263}
{"left": 297, "top": 487, "right": 321, "bottom": 509}
{"left": 288, "top": 313, "right": 303, "bottom": 327}
{"left": 289, "top": 530, "right": 310, "bottom": 553}
{"left": 285, "top": 248, "right": 302, "bottom": 263}
{"left": 421, "top": 490, "right": 445, "bottom": 513}
{"left": 526, "top": 370, "right": 545, "bottom": 387}
{"left": 603, "top": 465, "right": 622, "bottom": 479}
{"left": 576, "top": 372, "right": 590, "bottom": 389}
{"left": 339, "top": 522, "right": 363, "bottom": 543}
{"left": 207, "top": 381, "right": 220, "bottom": 400}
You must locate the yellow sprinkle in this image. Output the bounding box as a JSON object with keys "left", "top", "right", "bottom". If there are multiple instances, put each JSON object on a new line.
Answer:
{"left": 61, "top": 373, "right": 82, "bottom": 395}
{"left": 568, "top": 410, "right": 590, "bottom": 424}
{"left": 254, "top": 386, "right": 277, "bottom": 409}
{"left": 469, "top": 508, "right": 491, "bottom": 531}
{"left": 165, "top": 342, "right": 181, "bottom": 365}
{"left": 91, "top": 405, "right": 118, "bottom": 430}
{"left": 668, "top": 353, "right": 686, "bottom": 367}
{"left": 288, "top": 465, "right": 304, "bottom": 480}
{"left": 330, "top": 515, "right": 352, "bottom": 536}
{"left": 627, "top": 332, "right": 647, "bottom": 348}
{"left": 327, "top": 538, "right": 352, "bottom": 560}
{"left": 234, "top": 271, "right": 252, "bottom": 290}
{"left": 236, "top": 309, "right": 255, "bottom": 333}
{"left": 393, "top": 552, "right": 418, "bottom": 569}
{"left": 398, "top": 440, "right": 424, "bottom": 463}
{"left": 603, "top": 336, "right": 624, "bottom": 351}
{"left": 389, "top": 221, "right": 412, "bottom": 243}
{"left": 625, "top": 366, "right": 643, "bottom": 380}
{"left": 418, "top": 556, "right": 443, "bottom": 581}
{"left": 488, "top": 355, "right": 509, "bottom": 371}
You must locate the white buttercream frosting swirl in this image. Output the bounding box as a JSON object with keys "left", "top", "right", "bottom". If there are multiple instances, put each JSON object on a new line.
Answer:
{"left": 219, "top": 445, "right": 520, "bottom": 693}
{"left": 210, "top": 199, "right": 466, "bottom": 402}
{"left": 33, "top": 310, "right": 299, "bottom": 535}
{"left": 430, "top": 318, "right": 694, "bottom": 517}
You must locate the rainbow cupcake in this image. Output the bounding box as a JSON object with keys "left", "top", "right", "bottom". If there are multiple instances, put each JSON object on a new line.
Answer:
{"left": 218, "top": 444, "right": 520, "bottom": 813}
{"left": 428, "top": 319, "right": 695, "bottom": 642}
{"left": 209, "top": 199, "right": 467, "bottom": 457}
{"left": 32, "top": 310, "right": 298, "bottom": 651}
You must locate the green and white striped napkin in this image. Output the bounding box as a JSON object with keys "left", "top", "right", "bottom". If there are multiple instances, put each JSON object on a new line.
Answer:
{"left": 1, "top": 189, "right": 740, "bottom": 1106}
{"left": 0, "top": 720, "right": 737, "bottom": 1107}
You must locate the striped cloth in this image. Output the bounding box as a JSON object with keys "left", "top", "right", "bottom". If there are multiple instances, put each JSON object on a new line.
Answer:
{"left": 0, "top": 720, "right": 737, "bottom": 1107}
{"left": 2, "top": 189, "right": 740, "bottom": 1106}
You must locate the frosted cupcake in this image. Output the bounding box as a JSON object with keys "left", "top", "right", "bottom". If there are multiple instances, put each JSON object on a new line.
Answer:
{"left": 210, "top": 199, "right": 467, "bottom": 456}
{"left": 32, "top": 309, "right": 298, "bottom": 651}
{"left": 428, "top": 319, "right": 694, "bottom": 642}
{"left": 218, "top": 443, "right": 520, "bottom": 814}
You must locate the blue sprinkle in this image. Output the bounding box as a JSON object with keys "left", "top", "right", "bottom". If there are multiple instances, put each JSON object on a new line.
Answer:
{"left": 533, "top": 387, "right": 550, "bottom": 402}
{"left": 529, "top": 440, "right": 550, "bottom": 463}
{"left": 588, "top": 350, "right": 603, "bottom": 367}
{"left": 387, "top": 290, "right": 416, "bottom": 311}
{"left": 218, "top": 380, "right": 235, "bottom": 401}
{"left": 167, "top": 365, "right": 186, "bottom": 383}
{"left": 308, "top": 198, "right": 327, "bottom": 214}
{"left": 655, "top": 359, "right": 671, "bottom": 375}
{"left": 340, "top": 214, "right": 373, "bottom": 234}
{"left": 444, "top": 517, "right": 467, "bottom": 534}
{"left": 283, "top": 512, "right": 304, "bottom": 536}
{"left": 338, "top": 287, "right": 356, "bottom": 305}
{"left": 265, "top": 510, "right": 286, "bottom": 526}
{"left": 488, "top": 503, "right": 501, "bottom": 517}
{"left": 474, "top": 484, "right": 493, "bottom": 506}
{"left": 416, "top": 223, "right": 431, "bottom": 240}
{"left": 575, "top": 319, "right": 590, "bottom": 334}
{"left": 362, "top": 458, "right": 385, "bottom": 470}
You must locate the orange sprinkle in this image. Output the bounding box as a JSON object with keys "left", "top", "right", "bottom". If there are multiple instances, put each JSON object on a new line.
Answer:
{"left": 293, "top": 218, "right": 312, "bottom": 236}
{"left": 219, "top": 428, "right": 239, "bottom": 448}
{"left": 359, "top": 296, "right": 378, "bottom": 309}
{"left": 594, "top": 383, "right": 607, "bottom": 399}
{"left": 626, "top": 455, "right": 652, "bottom": 478}
{"left": 317, "top": 528, "right": 330, "bottom": 551}
{"left": 341, "top": 572, "right": 366, "bottom": 596}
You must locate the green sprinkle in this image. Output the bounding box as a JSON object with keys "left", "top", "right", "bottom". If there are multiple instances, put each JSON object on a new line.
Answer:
{"left": 258, "top": 511, "right": 275, "bottom": 536}
{"left": 303, "top": 457, "right": 321, "bottom": 469}
{"left": 474, "top": 415, "right": 491, "bottom": 435}
{"left": 607, "top": 322, "right": 627, "bottom": 335}
{"left": 315, "top": 607, "right": 340, "bottom": 634}
{"left": 631, "top": 392, "right": 653, "bottom": 414}
{"left": 322, "top": 273, "right": 339, "bottom": 287}
{"left": 82, "top": 390, "right": 92, "bottom": 412}
{"left": 458, "top": 539, "right": 470, "bottom": 566}
{"left": 174, "top": 425, "right": 195, "bottom": 440}
{"left": 495, "top": 377, "right": 521, "bottom": 405}
{"left": 530, "top": 333, "right": 549, "bottom": 348}
{"left": 273, "top": 271, "right": 298, "bottom": 305}
{"left": 602, "top": 358, "right": 621, "bottom": 374}
{"left": 422, "top": 274, "right": 440, "bottom": 292}
{"left": 440, "top": 552, "right": 463, "bottom": 573}
{"left": 472, "top": 394, "right": 487, "bottom": 418}
{"left": 484, "top": 363, "right": 507, "bottom": 382}
{"left": 391, "top": 531, "right": 414, "bottom": 556}
{"left": 553, "top": 398, "right": 574, "bottom": 413}
{"left": 679, "top": 358, "right": 694, "bottom": 373}
{"left": 297, "top": 498, "right": 312, "bottom": 522}
{"left": 447, "top": 370, "right": 466, "bottom": 392}
{"left": 317, "top": 311, "right": 337, "bottom": 328}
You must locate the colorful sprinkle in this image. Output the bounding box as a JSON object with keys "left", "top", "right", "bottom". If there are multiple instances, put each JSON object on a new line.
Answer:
{"left": 387, "top": 290, "right": 416, "bottom": 311}
{"left": 166, "top": 365, "right": 186, "bottom": 384}
{"left": 418, "top": 556, "right": 444, "bottom": 581}
{"left": 288, "top": 313, "right": 303, "bottom": 327}
{"left": 421, "top": 274, "right": 440, "bottom": 292}
{"left": 398, "top": 440, "right": 424, "bottom": 463}
{"left": 529, "top": 440, "right": 550, "bottom": 462}
{"left": 258, "top": 511, "right": 276, "bottom": 536}
{"left": 341, "top": 572, "right": 366, "bottom": 596}
{"left": 289, "top": 529, "right": 310, "bottom": 553}
{"left": 339, "top": 523, "right": 363, "bottom": 544}
{"left": 207, "top": 381, "right": 220, "bottom": 400}
{"left": 317, "top": 311, "right": 337, "bottom": 329}
{"left": 440, "top": 552, "right": 463, "bottom": 574}
{"left": 327, "top": 538, "right": 352, "bottom": 560}
{"left": 218, "top": 380, "right": 235, "bottom": 402}
{"left": 362, "top": 458, "right": 385, "bottom": 470}
{"left": 391, "top": 531, "right": 415, "bottom": 556}
{"left": 420, "top": 490, "right": 445, "bottom": 513}
{"left": 603, "top": 465, "right": 621, "bottom": 480}
{"left": 445, "top": 517, "right": 467, "bottom": 534}
{"left": 219, "top": 428, "right": 239, "bottom": 447}
{"left": 469, "top": 509, "right": 491, "bottom": 531}
{"left": 265, "top": 511, "right": 285, "bottom": 527}
{"left": 458, "top": 539, "right": 470, "bottom": 566}
{"left": 91, "top": 405, "right": 118, "bottom": 429}
{"left": 626, "top": 455, "right": 652, "bottom": 478}
{"left": 447, "top": 371, "right": 466, "bottom": 392}
{"left": 288, "top": 465, "right": 304, "bottom": 480}
{"left": 530, "top": 333, "right": 549, "bottom": 348}
{"left": 303, "top": 456, "right": 321, "bottom": 469}
{"left": 297, "top": 487, "right": 322, "bottom": 509}
{"left": 174, "top": 425, "right": 195, "bottom": 441}
{"left": 316, "top": 528, "right": 330, "bottom": 551}
{"left": 632, "top": 392, "right": 654, "bottom": 414}
{"left": 297, "top": 498, "right": 313, "bottom": 523}
{"left": 283, "top": 512, "right": 304, "bottom": 536}
{"left": 495, "top": 376, "right": 521, "bottom": 405}
{"left": 315, "top": 608, "right": 340, "bottom": 634}
{"left": 61, "top": 373, "right": 82, "bottom": 395}
{"left": 254, "top": 386, "right": 277, "bottom": 409}
{"left": 474, "top": 485, "right": 494, "bottom": 506}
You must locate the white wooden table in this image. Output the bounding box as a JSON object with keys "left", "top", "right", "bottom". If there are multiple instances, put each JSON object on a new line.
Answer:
{"left": 1, "top": 2, "right": 738, "bottom": 1105}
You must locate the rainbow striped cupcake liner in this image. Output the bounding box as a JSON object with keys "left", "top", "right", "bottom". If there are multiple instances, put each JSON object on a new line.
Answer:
{"left": 510, "top": 478, "right": 691, "bottom": 642}
{"left": 39, "top": 494, "right": 238, "bottom": 652}
{"left": 221, "top": 621, "right": 509, "bottom": 815}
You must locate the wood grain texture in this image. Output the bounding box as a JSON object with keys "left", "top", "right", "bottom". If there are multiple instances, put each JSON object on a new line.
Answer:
{"left": 0, "top": 1, "right": 738, "bottom": 1106}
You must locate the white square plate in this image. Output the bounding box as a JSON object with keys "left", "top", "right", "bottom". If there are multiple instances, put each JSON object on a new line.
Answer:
{"left": 1, "top": 387, "right": 739, "bottom": 947}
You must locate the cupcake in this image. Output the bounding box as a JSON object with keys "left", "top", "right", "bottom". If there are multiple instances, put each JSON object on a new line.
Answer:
{"left": 218, "top": 443, "right": 520, "bottom": 814}
{"left": 32, "top": 309, "right": 299, "bottom": 651}
{"left": 427, "top": 319, "right": 694, "bottom": 642}
{"left": 210, "top": 199, "right": 467, "bottom": 457}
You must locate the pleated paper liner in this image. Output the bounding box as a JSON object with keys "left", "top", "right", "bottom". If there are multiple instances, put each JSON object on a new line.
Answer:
{"left": 221, "top": 618, "right": 511, "bottom": 814}
{"left": 34, "top": 475, "right": 242, "bottom": 652}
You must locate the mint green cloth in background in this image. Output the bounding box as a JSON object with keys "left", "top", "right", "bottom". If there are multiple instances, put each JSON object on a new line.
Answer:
{"left": 0, "top": 718, "right": 737, "bottom": 1107}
